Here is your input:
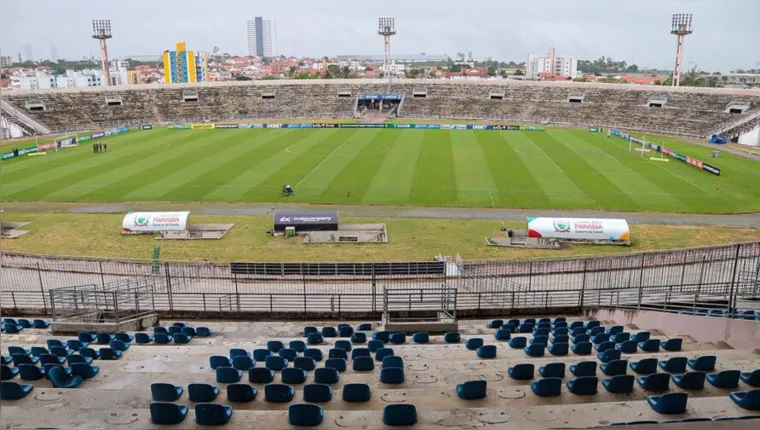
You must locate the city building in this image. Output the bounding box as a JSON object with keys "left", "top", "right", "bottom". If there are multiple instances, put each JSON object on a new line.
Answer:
{"left": 22, "top": 43, "right": 33, "bottom": 62}
{"left": 162, "top": 41, "right": 209, "bottom": 84}
{"left": 246, "top": 17, "right": 276, "bottom": 57}
{"left": 526, "top": 48, "right": 578, "bottom": 80}
{"left": 15, "top": 69, "right": 101, "bottom": 90}
{"left": 0, "top": 56, "right": 13, "bottom": 67}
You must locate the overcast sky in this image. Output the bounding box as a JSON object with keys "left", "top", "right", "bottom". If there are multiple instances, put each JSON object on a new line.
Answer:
{"left": 1, "top": 0, "right": 758, "bottom": 71}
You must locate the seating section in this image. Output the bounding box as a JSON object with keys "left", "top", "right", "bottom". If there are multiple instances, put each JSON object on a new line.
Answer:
{"left": 2, "top": 316, "right": 759, "bottom": 428}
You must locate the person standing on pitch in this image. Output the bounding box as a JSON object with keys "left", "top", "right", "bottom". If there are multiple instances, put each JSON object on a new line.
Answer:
{"left": 104, "top": 143, "right": 108, "bottom": 152}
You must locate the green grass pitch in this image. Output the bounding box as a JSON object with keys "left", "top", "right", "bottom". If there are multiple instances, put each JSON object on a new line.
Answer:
{"left": 2, "top": 127, "right": 759, "bottom": 213}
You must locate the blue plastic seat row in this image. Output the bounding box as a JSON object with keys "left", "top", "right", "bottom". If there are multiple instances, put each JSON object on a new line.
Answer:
{"left": 150, "top": 403, "right": 232, "bottom": 425}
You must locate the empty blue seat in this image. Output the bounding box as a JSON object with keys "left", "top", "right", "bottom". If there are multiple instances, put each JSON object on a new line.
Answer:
{"left": 114, "top": 332, "right": 134, "bottom": 343}
{"left": 588, "top": 327, "right": 604, "bottom": 336}
{"left": 17, "top": 364, "right": 44, "bottom": 381}
{"left": 382, "top": 356, "right": 404, "bottom": 369}
{"left": 196, "top": 327, "right": 212, "bottom": 337}
{"left": 154, "top": 333, "right": 171, "bottom": 344}
{"left": 373, "top": 331, "right": 391, "bottom": 342}
{"left": 289, "top": 404, "right": 324, "bottom": 427}
{"left": 553, "top": 329, "right": 569, "bottom": 337}
{"left": 66, "top": 354, "right": 93, "bottom": 365}
{"left": 304, "top": 348, "right": 323, "bottom": 362}
{"left": 569, "top": 320, "right": 584, "bottom": 329}
{"left": 334, "top": 340, "right": 352, "bottom": 351}
{"left": 230, "top": 348, "right": 249, "bottom": 358}
{"left": 457, "top": 380, "right": 487, "bottom": 399}
{"left": 592, "top": 333, "right": 610, "bottom": 344}
{"left": 488, "top": 319, "right": 503, "bottom": 329}
{"left": 659, "top": 357, "right": 687, "bottom": 373}
{"left": 134, "top": 333, "right": 153, "bottom": 344}
{"left": 78, "top": 333, "right": 96, "bottom": 343}
{"left": 707, "top": 370, "right": 740, "bottom": 388}
{"left": 539, "top": 362, "right": 565, "bottom": 378}
{"left": 412, "top": 332, "right": 429, "bottom": 344}
{"left": 42, "top": 363, "right": 70, "bottom": 379}
{"left": 265, "top": 383, "right": 295, "bottom": 402}
{"left": 294, "top": 357, "right": 316, "bottom": 372}
{"left": 109, "top": 339, "right": 130, "bottom": 352}
{"left": 290, "top": 340, "right": 307, "bottom": 352}
{"left": 50, "top": 346, "right": 69, "bottom": 358}
{"left": 282, "top": 368, "right": 308, "bottom": 384}
{"left": 338, "top": 325, "right": 354, "bottom": 338}
{"left": 343, "top": 383, "right": 371, "bottom": 402}
{"left": 533, "top": 329, "right": 550, "bottom": 338}
{"left": 616, "top": 340, "right": 637, "bottom": 353}
{"left": 444, "top": 332, "right": 460, "bottom": 343}
{"left": 79, "top": 347, "right": 99, "bottom": 359}
{"left": 172, "top": 322, "right": 186, "bottom": 328}
{"left": 524, "top": 343, "right": 545, "bottom": 357}
{"left": 47, "top": 339, "right": 66, "bottom": 349}
{"left": 227, "top": 383, "right": 256, "bottom": 402}
{"left": 672, "top": 371, "right": 706, "bottom": 390}
{"left": 567, "top": 376, "right": 598, "bottom": 395}
{"left": 11, "top": 354, "right": 38, "bottom": 366}
{"left": 253, "top": 349, "right": 270, "bottom": 361}
{"left": 150, "top": 402, "right": 188, "bottom": 425}
{"left": 648, "top": 392, "right": 688, "bottom": 414}
{"left": 2, "top": 325, "right": 21, "bottom": 334}
{"left": 598, "top": 349, "right": 622, "bottom": 363}
{"left": 508, "top": 363, "right": 534, "bottom": 380}
{"left": 151, "top": 383, "right": 184, "bottom": 401}
{"left": 638, "top": 339, "right": 660, "bottom": 352}
{"left": 572, "top": 342, "right": 592, "bottom": 355}
{"left": 8, "top": 346, "right": 31, "bottom": 356}
{"left": 730, "top": 389, "right": 760, "bottom": 411}
{"left": 595, "top": 341, "right": 615, "bottom": 353}
{"left": 351, "top": 332, "right": 367, "bottom": 344}
{"left": 304, "top": 383, "right": 333, "bottom": 402}
{"left": 326, "top": 358, "right": 347, "bottom": 372}
{"left": 168, "top": 326, "right": 181, "bottom": 335}
{"left": 48, "top": 365, "right": 83, "bottom": 388}
{"left": 531, "top": 377, "right": 562, "bottom": 397}
{"left": 661, "top": 338, "right": 683, "bottom": 351}
{"left": 210, "top": 356, "right": 232, "bottom": 369}
{"left": 631, "top": 359, "right": 657, "bottom": 375}
{"left": 601, "top": 359, "right": 628, "bottom": 376}
{"left": 518, "top": 323, "right": 534, "bottom": 333}
{"left": 465, "top": 338, "right": 483, "bottom": 350}
{"left": 632, "top": 331, "right": 651, "bottom": 342}
{"left": 383, "top": 404, "right": 417, "bottom": 426}
{"left": 375, "top": 348, "right": 394, "bottom": 362}
{"left": 356, "top": 323, "right": 373, "bottom": 331}
{"left": 267, "top": 340, "right": 284, "bottom": 352}
{"left": 0, "top": 356, "right": 10, "bottom": 366}
{"left": 477, "top": 345, "right": 497, "bottom": 359}
{"left": 570, "top": 361, "right": 597, "bottom": 377}
{"left": 603, "top": 374, "right": 635, "bottom": 393}
{"left": 153, "top": 326, "right": 168, "bottom": 334}
{"left": 249, "top": 368, "right": 275, "bottom": 384}
{"left": 508, "top": 337, "right": 527, "bottom": 349}
{"left": 95, "top": 333, "right": 112, "bottom": 344}
{"left": 315, "top": 367, "right": 339, "bottom": 384}
{"left": 548, "top": 342, "right": 569, "bottom": 356}
{"left": 30, "top": 346, "right": 48, "bottom": 357}
{"left": 40, "top": 354, "right": 66, "bottom": 365}
{"left": 265, "top": 355, "right": 288, "bottom": 371}
{"left": 279, "top": 348, "right": 298, "bottom": 361}
{"left": 638, "top": 373, "right": 670, "bottom": 392}
{"left": 0, "top": 381, "right": 33, "bottom": 400}
{"left": 195, "top": 403, "right": 232, "bottom": 426}
{"left": 216, "top": 366, "right": 243, "bottom": 383}
{"left": 524, "top": 318, "right": 537, "bottom": 325}
{"left": 353, "top": 357, "right": 375, "bottom": 371}
{"left": 531, "top": 335, "right": 549, "bottom": 345}
{"left": 741, "top": 370, "right": 760, "bottom": 387}
{"left": 494, "top": 329, "right": 511, "bottom": 341}
{"left": 572, "top": 328, "right": 587, "bottom": 337}
{"left": 328, "top": 348, "right": 348, "bottom": 360}
{"left": 688, "top": 355, "right": 716, "bottom": 372}
{"left": 304, "top": 326, "right": 318, "bottom": 336}
{"left": 551, "top": 334, "right": 569, "bottom": 344}
{"left": 180, "top": 327, "right": 196, "bottom": 337}
{"left": 32, "top": 319, "right": 50, "bottom": 329}
{"left": 188, "top": 383, "right": 219, "bottom": 402}
{"left": 367, "top": 340, "right": 385, "bottom": 352}
{"left": 321, "top": 327, "right": 337, "bottom": 338}
{"left": 172, "top": 333, "right": 191, "bottom": 344}
{"left": 1, "top": 365, "right": 18, "bottom": 381}
{"left": 606, "top": 325, "right": 624, "bottom": 335}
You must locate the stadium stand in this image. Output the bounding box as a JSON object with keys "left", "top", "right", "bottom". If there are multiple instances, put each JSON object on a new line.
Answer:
{"left": 4, "top": 80, "right": 760, "bottom": 137}
{"left": 2, "top": 317, "right": 760, "bottom": 429}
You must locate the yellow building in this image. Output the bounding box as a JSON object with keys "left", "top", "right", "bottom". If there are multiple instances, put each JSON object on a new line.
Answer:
{"left": 163, "top": 41, "right": 203, "bottom": 84}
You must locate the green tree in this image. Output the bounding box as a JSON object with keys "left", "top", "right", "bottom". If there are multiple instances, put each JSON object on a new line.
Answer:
{"left": 262, "top": 57, "right": 271, "bottom": 65}
{"left": 450, "top": 64, "right": 461, "bottom": 73}
{"left": 487, "top": 66, "right": 496, "bottom": 76}
{"left": 235, "top": 75, "right": 252, "bottom": 81}
{"left": 513, "top": 69, "right": 524, "bottom": 76}
{"left": 288, "top": 66, "right": 297, "bottom": 76}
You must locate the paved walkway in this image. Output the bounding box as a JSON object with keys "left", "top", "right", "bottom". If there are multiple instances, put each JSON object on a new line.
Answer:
{"left": 5, "top": 201, "right": 760, "bottom": 228}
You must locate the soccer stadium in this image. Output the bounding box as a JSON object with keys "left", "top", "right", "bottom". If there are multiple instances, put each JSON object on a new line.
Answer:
{"left": 2, "top": 14, "right": 760, "bottom": 430}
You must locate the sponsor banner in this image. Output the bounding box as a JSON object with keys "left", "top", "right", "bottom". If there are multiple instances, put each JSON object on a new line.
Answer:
{"left": 468, "top": 125, "right": 487, "bottom": 130}
{"left": 686, "top": 157, "right": 703, "bottom": 169}
{"left": 264, "top": 123, "right": 283, "bottom": 129}
{"left": 191, "top": 123, "right": 215, "bottom": 129}
{"left": 273, "top": 210, "right": 339, "bottom": 232}
{"left": 91, "top": 132, "right": 105, "bottom": 139}
{"left": 338, "top": 123, "right": 385, "bottom": 128}
{"left": 247, "top": 124, "right": 264, "bottom": 129}
{"left": 527, "top": 217, "right": 630, "bottom": 243}
{"left": 214, "top": 124, "right": 239, "bottom": 129}
{"left": 58, "top": 137, "right": 79, "bottom": 148}
{"left": 105, "top": 130, "right": 113, "bottom": 136}
{"left": 169, "top": 124, "right": 191, "bottom": 129}
{"left": 671, "top": 152, "right": 686, "bottom": 162}
{"left": 589, "top": 127, "right": 601, "bottom": 133}
{"left": 122, "top": 211, "right": 190, "bottom": 234}
{"left": 78, "top": 135, "right": 90, "bottom": 142}
{"left": 1, "top": 146, "right": 39, "bottom": 160}
{"left": 702, "top": 163, "right": 721, "bottom": 176}
{"left": 140, "top": 124, "right": 153, "bottom": 130}
{"left": 313, "top": 123, "right": 338, "bottom": 128}
{"left": 357, "top": 93, "right": 403, "bottom": 101}
{"left": 37, "top": 142, "right": 57, "bottom": 151}
{"left": 661, "top": 147, "right": 673, "bottom": 156}
{"left": 117, "top": 126, "right": 130, "bottom": 134}
{"left": 494, "top": 125, "right": 521, "bottom": 130}
{"left": 413, "top": 124, "right": 429, "bottom": 129}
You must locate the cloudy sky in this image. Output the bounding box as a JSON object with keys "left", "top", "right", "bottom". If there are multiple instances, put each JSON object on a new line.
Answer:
{"left": 1, "top": 0, "right": 758, "bottom": 71}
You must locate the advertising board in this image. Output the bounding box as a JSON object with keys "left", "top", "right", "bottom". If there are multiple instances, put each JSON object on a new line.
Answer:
{"left": 273, "top": 210, "right": 339, "bottom": 232}
{"left": 191, "top": 123, "right": 215, "bottom": 129}
{"left": 527, "top": 217, "right": 630, "bottom": 244}
{"left": 122, "top": 211, "right": 190, "bottom": 234}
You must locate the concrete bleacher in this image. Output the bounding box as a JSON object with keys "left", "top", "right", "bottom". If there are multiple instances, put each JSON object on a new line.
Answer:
{"left": 4, "top": 79, "right": 760, "bottom": 137}
{"left": 2, "top": 315, "right": 759, "bottom": 429}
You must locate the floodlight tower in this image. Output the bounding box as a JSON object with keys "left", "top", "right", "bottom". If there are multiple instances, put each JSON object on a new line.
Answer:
{"left": 378, "top": 18, "right": 396, "bottom": 77}
{"left": 92, "top": 20, "right": 113, "bottom": 86}
{"left": 670, "top": 14, "right": 693, "bottom": 87}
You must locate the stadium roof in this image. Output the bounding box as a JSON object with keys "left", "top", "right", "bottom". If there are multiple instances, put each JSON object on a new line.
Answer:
{"left": 337, "top": 54, "right": 450, "bottom": 62}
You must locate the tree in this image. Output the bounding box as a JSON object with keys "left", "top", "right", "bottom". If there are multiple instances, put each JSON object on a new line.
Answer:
{"left": 573, "top": 76, "right": 588, "bottom": 82}
{"left": 450, "top": 64, "right": 462, "bottom": 73}
{"left": 0, "top": 73, "right": 8, "bottom": 79}
{"left": 487, "top": 66, "right": 496, "bottom": 76}
{"left": 341, "top": 66, "right": 351, "bottom": 79}
{"left": 235, "top": 75, "right": 252, "bottom": 81}
{"left": 262, "top": 57, "right": 271, "bottom": 65}
{"left": 289, "top": 66, "right": 297, "bottom": 76}
{"left": 513, "top": 69, "right": 524, "bottom": 76}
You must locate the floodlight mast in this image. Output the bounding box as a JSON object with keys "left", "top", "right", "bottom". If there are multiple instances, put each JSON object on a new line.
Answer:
{"left": 92, "top": 20, "right": 113, "bottom": 87}
{"left": 670, "top": 14, "right": 693, "bottom": 87}
{"left": 378, "top": 18, "right": 396, "bottom": 78}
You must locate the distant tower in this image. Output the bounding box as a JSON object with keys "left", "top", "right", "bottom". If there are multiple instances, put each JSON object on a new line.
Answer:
{"left": 378, "top": 18, "right": 396, "bottom": 77}
{"left": 670, "top": 14, "right": 693, "bottom": 87}
{"left": 92, "top": 20, "right": 113, "bottom": 86}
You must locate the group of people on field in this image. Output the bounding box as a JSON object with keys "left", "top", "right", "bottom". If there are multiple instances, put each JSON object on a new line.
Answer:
{"left": 93, "top": 142, "right": 107, "bottom": 153}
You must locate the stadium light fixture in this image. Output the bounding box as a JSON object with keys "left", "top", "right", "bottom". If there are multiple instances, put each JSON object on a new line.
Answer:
{"left": 92, "top": 20, "right": 113, "bottom": 86}
{"left": 378, "top": 18, "right": 396, "bottom": 79}
{"left": 670, "top": 14, "right": 693, "bottom": 87}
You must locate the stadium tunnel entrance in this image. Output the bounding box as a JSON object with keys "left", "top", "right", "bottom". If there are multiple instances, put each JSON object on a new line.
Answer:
{"left": 356, "top": 93, "right": 403, "bottom": 114}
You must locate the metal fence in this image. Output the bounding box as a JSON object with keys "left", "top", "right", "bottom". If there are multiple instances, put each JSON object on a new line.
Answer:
{"left": 2, "top": 242, "right": 759, "bottom": 317}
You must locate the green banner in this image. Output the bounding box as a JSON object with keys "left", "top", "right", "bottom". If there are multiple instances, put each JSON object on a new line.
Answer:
{"left": 152, "top": 246, "right": 161, "bottom": 274}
